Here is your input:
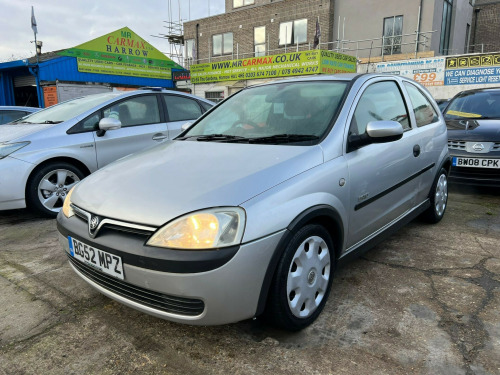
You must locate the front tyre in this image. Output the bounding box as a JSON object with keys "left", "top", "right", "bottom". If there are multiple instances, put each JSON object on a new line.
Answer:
{"left": 266, "top": 224, "right": 334, "bottom": 331}
{"left": 422, "top": 167, "right": 448, "bottom": 224}
{"left": 27, "top": 162, "right": 84, "bottom": 217}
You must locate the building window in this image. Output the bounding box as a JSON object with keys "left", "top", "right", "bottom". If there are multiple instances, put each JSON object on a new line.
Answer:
{"left": 383, "top": 16, "right": 403, "bottom": 55}
{"left": 213, "top": 32, "right": 233, "bottom": 56}
{"left": 205, "top": 91, "right": 224, "bottom": 103}
{"left": 279, "top": 19, "right": 307, "bottom": 46}
{"left": 254, "top": 26, "right": 266, "bottom": 57}
{"left": 233, "top": 0, "right": 254, "bottom": 8}
{"left": 440, "top": 0, "right": 453, "bottom": 54}
{"left": 185, "top": 39, "right": 195, "bottom": 60}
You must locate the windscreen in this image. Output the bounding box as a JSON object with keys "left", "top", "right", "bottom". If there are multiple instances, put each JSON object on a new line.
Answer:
{"left": 14, "top": 93, "right": 121, "bottom": 124}
{"left": 444, "top": 91, "right": 500, "bottom": 120}
{"left": 184, "top": 81, "right": 348, "bottom": 141}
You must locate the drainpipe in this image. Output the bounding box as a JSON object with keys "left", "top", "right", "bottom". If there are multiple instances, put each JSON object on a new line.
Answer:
{"left": 195, "top": 23, "right": 200, "bottom": 64}
{"left": 472, "top": 8, "right": 481, "bottom": 53}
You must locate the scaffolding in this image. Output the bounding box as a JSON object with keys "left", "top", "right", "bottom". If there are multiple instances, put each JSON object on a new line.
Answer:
{"left": 152, "top": 0, "right": 185, "bottom": 65}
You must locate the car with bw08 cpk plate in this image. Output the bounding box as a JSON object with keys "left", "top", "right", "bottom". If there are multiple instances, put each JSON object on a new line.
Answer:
{"left": 444, "top": 87, "right": 500, "bottom": 186}
{"left": 57, "top": 74, "right": 450, "bottom": 331}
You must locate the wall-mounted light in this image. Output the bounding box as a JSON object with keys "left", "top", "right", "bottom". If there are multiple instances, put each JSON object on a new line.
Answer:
{"left": 36, "top": 40, "right": 43, "bottom": 56}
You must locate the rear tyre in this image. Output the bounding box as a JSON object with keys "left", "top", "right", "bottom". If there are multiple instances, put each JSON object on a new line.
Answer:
{"left": 265, "top": 224, "right": 334, "bottom": 331}
{"left": 27, "top": 162, "right": 84, "bottom": 217}
{"left": 422, "top": 167, "right": 448, "bottom": 224}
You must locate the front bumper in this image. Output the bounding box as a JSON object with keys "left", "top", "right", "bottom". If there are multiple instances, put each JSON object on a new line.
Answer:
{"left": 0, "top": 156, "right": 33, "bottom": 210}
{"left": 57, "top": 213, "right": 285, "bottom": 325}
{"left": 449, "top": 151, "right": 500, "bottom": 187}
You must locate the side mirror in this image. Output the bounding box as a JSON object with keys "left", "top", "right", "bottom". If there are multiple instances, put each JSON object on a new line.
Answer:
{"left": 366, "top": 120, "right": 403, "bottom": 142}
{"left": 99, "top": 117, "right": 122, "bottom": 131}
{"left": 348, "top": 120, "right": 403, "bottom": 151}
{"left": 181, "top": 121, "right": 194, "bottom": 131}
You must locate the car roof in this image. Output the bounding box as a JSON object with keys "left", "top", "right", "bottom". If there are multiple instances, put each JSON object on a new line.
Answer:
{"left": 0, "top": 106, "right": 40, "bottom": 112}
{"left": 238, "top": 73, "right": 421, "bottom": 91}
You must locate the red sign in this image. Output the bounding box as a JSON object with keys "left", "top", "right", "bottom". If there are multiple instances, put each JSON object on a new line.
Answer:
{"left": 173, "top": 71, "right": 191, "bottom": 81}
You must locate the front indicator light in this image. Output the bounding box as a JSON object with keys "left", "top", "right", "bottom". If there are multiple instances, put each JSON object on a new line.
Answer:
{"left": 62, "top": 187, "right": 75, "bottom": 218}
{"left": 147, "top": 207, "right": 246, "bottom": 250}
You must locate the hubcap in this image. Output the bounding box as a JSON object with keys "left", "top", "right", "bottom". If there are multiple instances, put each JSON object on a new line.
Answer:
{"left": 287, "top": 235, "right": 331, "bottom": 318}
{"left": 37, "top": 169, "right": 80, "bottom": 213}
{"left": 434, "top": 174, "right": 448, "bottom": 217}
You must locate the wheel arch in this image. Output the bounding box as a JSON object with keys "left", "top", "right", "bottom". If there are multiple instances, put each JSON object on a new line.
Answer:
{"left": 25, "top": 157, "right": 92, "bottom": 201}
{"left": 255, "top": 205, "right": 344, "bottom": 317}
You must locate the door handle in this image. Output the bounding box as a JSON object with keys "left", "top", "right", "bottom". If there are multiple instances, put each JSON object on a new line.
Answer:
{"left": 152, "top": 133, "right": 168, "bottom": 141}
{"left": 413, "top": 144, "right": 421, "bottom": 157}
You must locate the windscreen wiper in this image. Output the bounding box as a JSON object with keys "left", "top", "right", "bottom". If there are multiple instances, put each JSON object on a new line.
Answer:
{"left": 42, "top": 120, "right": 63, "bottom": 124}
{"left": 177, "top": 134, "right": 247, "bottom": 141}
{"left": 244, "top": 134, "right": 320, "bottom": 144}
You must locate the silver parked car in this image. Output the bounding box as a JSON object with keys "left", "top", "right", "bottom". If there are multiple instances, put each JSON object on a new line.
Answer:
{"left": 57, "top": 74, "right": 450, "bottom": 330}
{"left": 0, "top": 106, "right": 40, "bottom": 124}
{"left": 0, "top": 88, "right": 213, "bottom": 216}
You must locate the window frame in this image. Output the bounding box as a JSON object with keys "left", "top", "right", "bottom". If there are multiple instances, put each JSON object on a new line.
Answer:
{"left": 254, "top": 26, "right": 266, "bottom": 57}
{"left": 185, "top": 39, "right": 195, "bottom": 60}
{"left": 347, "top": 79, "right": 412, "bottom": 152}
{"left": 403, "top": 82, "right": 441, "bottom": 127}
{"left": 382, "top": 15, "right": 404, "bottom": 55}
{"left": 161, "top": 94, "right": 205, "bottom": 122}
{"left": 233, "top": 0, "right": 254, "bottom": 8}
{"left": 212, "top": 32, "right": 233, "bottom": 56}
{"left": 279, "top": 19, "right": 308, "bottom": 46}
{"left": 440, "top": 0, "right": 453, "bottom": 55}
{"left": 67, "top": 94, "right": 164, "bottom": 134}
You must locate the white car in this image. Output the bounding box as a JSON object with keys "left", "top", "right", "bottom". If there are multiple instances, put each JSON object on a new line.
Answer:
{"left": 0, "top": 88, "right": 213, "bottom": 216}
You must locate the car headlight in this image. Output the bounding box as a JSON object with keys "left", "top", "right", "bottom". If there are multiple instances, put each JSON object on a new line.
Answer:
{"left": 62, "top": 187, "right": 76, "bottom": 218}
{"left": 0, "top": 142, "right": 30, "bottom": 159}
{"left": 147, "top": 207, "right": 246, "bottom": 250}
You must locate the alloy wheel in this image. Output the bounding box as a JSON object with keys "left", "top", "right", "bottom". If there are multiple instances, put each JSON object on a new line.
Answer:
{"left": 37, "top": 169, "right": 80, "bottom": 213}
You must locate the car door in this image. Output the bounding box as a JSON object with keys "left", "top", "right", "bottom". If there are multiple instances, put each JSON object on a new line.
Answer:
{"left": 402, "top": 81, "right": 444, "bottom": 204}
{"left": 94, "top": 94, "right": 168, "bottom": 168}
{"left": 162, "top": 94, "right": 205, "bottom": 139}
{"left": 345, "top": 78, "right": 424, "bottom": 249}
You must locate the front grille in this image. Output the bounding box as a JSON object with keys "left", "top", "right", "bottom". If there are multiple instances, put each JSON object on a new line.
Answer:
{"left": 72, "top": 204, "right": 156, "bottom": 237}
{"left": 493, "top": 142, "right": 500, "bottom": 151}
{"left": 448, "top": 140, "right": 466, "bottom": 150}
{"left": 67, "top": 254, "right": 205, "bottom": 316}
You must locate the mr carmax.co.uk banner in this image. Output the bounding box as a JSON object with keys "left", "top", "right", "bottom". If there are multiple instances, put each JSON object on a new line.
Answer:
{"left": 59, "top": 27, "right": 183, "bottom": 80}
{"left": 190, "top": 50, "right": 356, "bottom": 84}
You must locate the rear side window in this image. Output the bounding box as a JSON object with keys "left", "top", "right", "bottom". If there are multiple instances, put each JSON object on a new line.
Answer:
{"left": 103, "top": 95, "right": 161, "bottom": 127}
{"left": 350, "top": 81, "right": 410, "bottom": 136}
{"left": 163, "top": 95, "right": 203, "bottom": 122}
{"left": 199, "top": 101, "right": 214, "bottom": 112}
{"left": 404, "top": 82, "right": 439, "bottom": 127}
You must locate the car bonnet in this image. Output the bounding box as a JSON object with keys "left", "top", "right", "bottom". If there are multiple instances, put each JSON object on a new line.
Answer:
{"left": 71, "top": 140, "right": 324, "bottom": 227}
{"left": 0, "top": 124, "right": 56, "bottom": 143}
{"left": 446, "top": 119, "right": 500, "bottom": 141}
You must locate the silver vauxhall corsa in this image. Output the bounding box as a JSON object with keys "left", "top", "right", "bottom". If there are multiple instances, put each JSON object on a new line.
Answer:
{"left": 57, "top": 74, "right": 450, "bottom": 331}
{"left": 0, "top": 88, "right": 213, "bottom": 216}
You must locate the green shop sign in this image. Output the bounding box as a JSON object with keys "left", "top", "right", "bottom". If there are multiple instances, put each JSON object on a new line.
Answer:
{"left": 59, "top": 27, "right": 183, "bottom": 80}
{"left": 190, "top": 50, "right": 357, "bottom": 84}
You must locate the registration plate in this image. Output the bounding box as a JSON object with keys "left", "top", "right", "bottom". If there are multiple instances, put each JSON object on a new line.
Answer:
{"left": 452, "top": 157, "right": 500, "bottom": 169}
{"left": 68, "top": 236, "right": 124, "bottom": 280}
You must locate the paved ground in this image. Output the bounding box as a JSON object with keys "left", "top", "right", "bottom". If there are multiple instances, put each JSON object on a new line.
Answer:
{"left": 0, "top": 185, "right": 499, "bottom": 375}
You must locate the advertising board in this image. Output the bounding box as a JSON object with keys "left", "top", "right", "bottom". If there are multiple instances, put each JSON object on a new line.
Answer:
{"left": 375, "top": 58, "right": 445, "bottom": 87}
{"left": 190, "top": 50, "right": 356, "bottom": 84}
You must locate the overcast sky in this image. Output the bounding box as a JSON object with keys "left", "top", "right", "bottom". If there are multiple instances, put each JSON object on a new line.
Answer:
{"left": 0, "top": 0, "right": 225, "bottom": 63}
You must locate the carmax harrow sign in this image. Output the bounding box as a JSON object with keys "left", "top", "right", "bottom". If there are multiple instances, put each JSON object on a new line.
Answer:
{"left": 190, "top": 50, "right": 356, "bottom": 84}
{"left": 59, "top": 27, "right": 183, "bottom": 80}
